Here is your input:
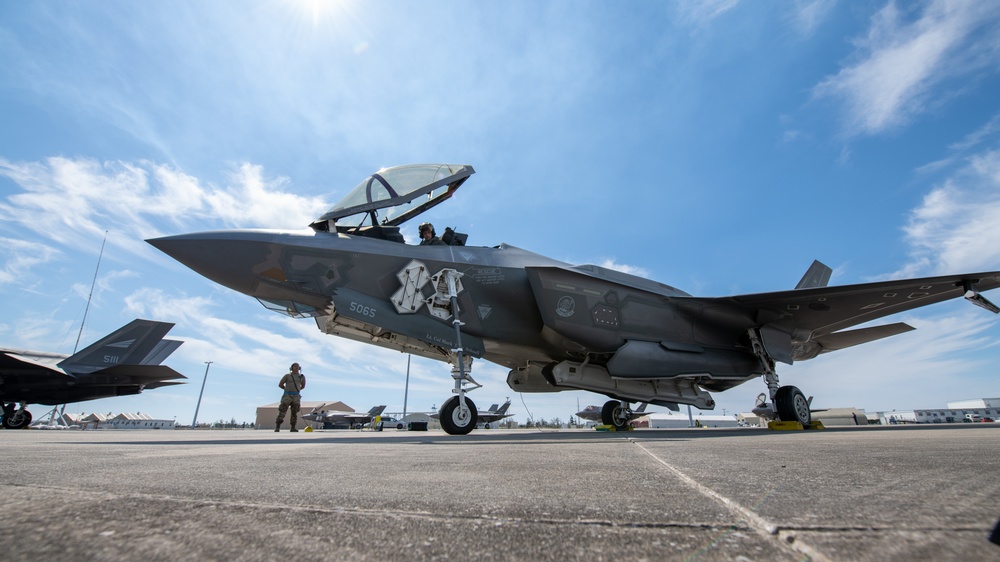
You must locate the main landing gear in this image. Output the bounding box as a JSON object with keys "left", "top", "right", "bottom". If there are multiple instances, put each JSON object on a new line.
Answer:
{"left": 748, "top": 329, "right": 811, "bottom": 426}
{"left": 600, "top": 400, "right": 633, "bottom": 431}
{"left": 1, "top": 401, "right": 32, "bottom": 430}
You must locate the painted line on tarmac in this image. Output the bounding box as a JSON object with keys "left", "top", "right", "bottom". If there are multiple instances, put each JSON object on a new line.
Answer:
{"left": 629, "top": 438, "right": 831, "bottom": 562}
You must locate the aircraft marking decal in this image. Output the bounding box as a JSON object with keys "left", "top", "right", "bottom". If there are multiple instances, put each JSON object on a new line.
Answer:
{"left": 556, "top": 296, "right": 576, "bottom": 318}
{"left": 478, "top": 305, "right": 493, "bottom": 320}
{"left": 391, "top": 259, "right": 431, "bottom": 314}
{"left": 107, "top": 339, "right": 136, "bottom": 349}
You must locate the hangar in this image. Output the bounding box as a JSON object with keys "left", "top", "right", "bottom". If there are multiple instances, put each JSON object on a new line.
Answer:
{"left": 254, "top": 401, "right": 350, "bottom": 430}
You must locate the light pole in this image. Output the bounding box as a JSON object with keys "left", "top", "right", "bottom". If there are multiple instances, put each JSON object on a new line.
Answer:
{"left": 191, "top": 361, "right": 212, "bottom": 429}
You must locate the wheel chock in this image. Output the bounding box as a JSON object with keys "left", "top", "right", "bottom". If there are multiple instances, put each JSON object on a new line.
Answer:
{"left": 767, "top": 421, "right": 804, "bottom": 431}
{"left": 304, "top": 426, "right": 313, "bottom": 432}
{"left": 767, "top": 420, "right": 826, "bottom": 431}
{"left": 594, "top": 425, "right": 633, "bottom": 432}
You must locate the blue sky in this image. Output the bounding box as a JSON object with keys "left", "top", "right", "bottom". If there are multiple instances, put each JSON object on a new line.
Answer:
{"left": 2, "top": 0, "right": 1000, "bottom": 426}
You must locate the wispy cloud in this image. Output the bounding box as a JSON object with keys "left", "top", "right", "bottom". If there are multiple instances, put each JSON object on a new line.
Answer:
{"left": 676, "top": 0, "right": 741, "bottom": 27}
{"left": 0, "top": 157, "right": 330, "bottom": 269}
{"left": 891, "top": 148, "right": 1000, "bottom": 277}
{"left": 814, "top": 1, "right": 1000, "bottom": 136}
{"left": 0, "top": 237, "right": 61, "bottom": 287}
{"left": 789, "top": 0, "right": 837, "bottom": 37}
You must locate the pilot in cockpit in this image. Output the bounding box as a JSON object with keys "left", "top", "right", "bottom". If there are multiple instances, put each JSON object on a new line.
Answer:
{"left": 418, "top": 222, "right": 446, "bottom": 246}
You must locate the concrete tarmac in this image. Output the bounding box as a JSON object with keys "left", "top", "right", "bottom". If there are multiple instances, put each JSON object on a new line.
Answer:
{"left": 2, "top": 424, "right": 999, "bottom": 561}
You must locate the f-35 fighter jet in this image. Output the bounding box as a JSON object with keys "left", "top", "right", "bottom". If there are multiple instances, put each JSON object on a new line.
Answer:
{"left": 148, "top": 163, "right": 1000, "bottom": 435}
{"left": 0, "top": 319, "right": 186, "bottom": 429}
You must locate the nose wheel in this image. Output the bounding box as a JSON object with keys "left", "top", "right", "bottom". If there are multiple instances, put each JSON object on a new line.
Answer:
{"left": 439, "top": 395, "right": 478, "bottom": 435}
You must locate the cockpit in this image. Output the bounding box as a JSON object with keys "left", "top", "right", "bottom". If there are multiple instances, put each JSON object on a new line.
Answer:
{"left": 309, "top": 163, "right": 474, "bottom": 245}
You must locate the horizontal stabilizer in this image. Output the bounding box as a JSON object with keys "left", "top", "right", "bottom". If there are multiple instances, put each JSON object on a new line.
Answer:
{"left": 814, "top": 323, "right": 915, "bottom": 353}
{"left": 141, "top": 339, "right": 183, "bottom": 365}
{"left": 796, "top": 260, "right": 833, "bottom": 289}
{"left": 96, "top": 364, "right": 187, "bottom": 383}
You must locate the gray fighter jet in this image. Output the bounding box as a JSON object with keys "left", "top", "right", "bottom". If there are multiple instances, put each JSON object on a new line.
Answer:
{"left": 0, "top": 319, "right": 186, "bottom": 429}
{"left": 576, "top": 402, "right": 651, "bottom": 425}
{"left": 148, "top": 163, "right": 1000, "bottom": 435}
{"left": 302, "top": 404, "right": 386, "bottom": 429}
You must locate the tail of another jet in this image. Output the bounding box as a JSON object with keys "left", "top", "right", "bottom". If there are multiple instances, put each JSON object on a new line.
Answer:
{"left": 368, "top": 405, "right": 387, "bottom": 417}
{"left": 495, "top": 400, "right": 511, "bottom": 414}
{"left": 58, "top": 319, "right": 181, "bottom": 374}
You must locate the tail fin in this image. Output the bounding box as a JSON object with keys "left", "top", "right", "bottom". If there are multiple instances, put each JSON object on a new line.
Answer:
{"left": 368, "top": 405, "right": 387, "bottom": 416}
{"left": 635, "top": 402, "right": 648, "bottom": 413}
{"left": 795, "top": 260, "right": 833, "bottom": 289}
{"left": 58, "top": 319, "right": 180, "bottom": 374}
{"left": 496, "top": 400, "right": 511, "bottom": 414}
{"left": 487, "top": 403, "right": 499, "bottom": 413}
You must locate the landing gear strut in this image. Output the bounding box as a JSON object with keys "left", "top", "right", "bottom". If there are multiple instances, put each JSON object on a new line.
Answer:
{"left": 748, "top": 329, "right": 811, "bottom": 426}
{"left": 2, "top": 402, "right": 32, "bottom": 430}
{"left": 601, "top": 400, "right": 632, "bottom": 431}
{"left": 433, "top": 269, "right": 479, "bottom": 435}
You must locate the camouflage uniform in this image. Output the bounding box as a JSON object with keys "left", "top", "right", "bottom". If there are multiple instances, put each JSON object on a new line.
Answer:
{"left": 275, "top": 365, "right": 305, "bottom": 431}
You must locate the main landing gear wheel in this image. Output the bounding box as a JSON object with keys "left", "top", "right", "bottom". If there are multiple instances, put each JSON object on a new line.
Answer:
{"left": 2, "top": 409, "right": 32, "bottom": 430}
{"left": 775, "top": 386, "right": 811, "bottom": 426}
{"left": 601, "top": 400, "right": 631, "bottom": 431}
{"left": 439, "top": 396, "right": 478, "bottom": 435}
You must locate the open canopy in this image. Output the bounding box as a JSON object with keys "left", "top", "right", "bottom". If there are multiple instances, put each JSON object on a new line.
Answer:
{"left": 311, "top": 164, "right": 475, "bottom": 229}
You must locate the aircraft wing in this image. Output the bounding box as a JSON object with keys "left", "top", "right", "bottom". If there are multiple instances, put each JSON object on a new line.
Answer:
{"left": 712, "top": 270, "right": 1000, "bottom": 362}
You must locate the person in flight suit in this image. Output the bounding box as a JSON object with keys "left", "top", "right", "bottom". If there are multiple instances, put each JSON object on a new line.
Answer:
{"left": 418, "top": 222, "right": 446, "bottom": 246}
{"left": 275, "top": 362, "right": 306, "bottom": 432}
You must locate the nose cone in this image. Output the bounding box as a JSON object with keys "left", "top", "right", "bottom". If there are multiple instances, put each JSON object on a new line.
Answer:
{"left": 147, "top": 230, "right": 277, "bottom": 296}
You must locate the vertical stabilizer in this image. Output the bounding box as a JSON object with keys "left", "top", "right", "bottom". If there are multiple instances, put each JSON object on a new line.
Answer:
{"left": 795, "top": 260, "right": 833, "bottom": 289}
{"left": 58, "top": 320, "right": 177, "bottom": 374}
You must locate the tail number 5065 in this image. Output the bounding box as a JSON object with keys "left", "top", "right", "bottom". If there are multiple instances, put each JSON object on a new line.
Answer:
{"left": 350, "top": 302, "right": 377, "bottom": 318}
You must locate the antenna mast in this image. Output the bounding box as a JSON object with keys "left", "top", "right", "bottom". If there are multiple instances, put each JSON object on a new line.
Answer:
{"left": 74, "top": 230, "right": 108, "bottom": 354}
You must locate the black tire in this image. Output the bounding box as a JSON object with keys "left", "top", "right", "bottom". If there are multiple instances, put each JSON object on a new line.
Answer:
{"left": 601, "top": 400, "right": 630, "bottom": 431}
{"left": 2, "top": 409, "right": 32, "bottom": 430}
{"left": 439, "top": 396, "right": 478, "bottom": 435}
{"left": 396, "top": 423, "right": 404, "bottom": 430}
{"left": 775, "top": 386, "right": 811, "bottom": 425}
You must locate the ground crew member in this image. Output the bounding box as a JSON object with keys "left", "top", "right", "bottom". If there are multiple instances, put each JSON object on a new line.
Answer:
{"left": 275, "top": 362, "right": 305, "bottom": 432}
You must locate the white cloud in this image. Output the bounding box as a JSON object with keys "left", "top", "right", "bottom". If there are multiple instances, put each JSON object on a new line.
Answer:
{"left": 597, "top": 259, "right": 651, "bottom": 279}
{"left": 0, "top": 157, "right": 331, "bottom": 271}
{"left": 814, "top": 1, "right": 1000, "bottom": 136}
{"left": 781, "top": 308, "right": 998, "bottom": 410}
{"left": 893, "top": 148, "right": 1000, "bottom": 276}
{"left": 0, "top": 237, "right": 61, "bottom": 286}
{"left": 790, "top": 0, "right": 837, "bottom": 37}
{"left": 676, "top": 0, "right": 741, "bottom": 27}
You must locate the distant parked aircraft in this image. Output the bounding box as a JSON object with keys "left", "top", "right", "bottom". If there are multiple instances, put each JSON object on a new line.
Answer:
{"left": 303, "top": 404, "right": 386, "bottom": 429}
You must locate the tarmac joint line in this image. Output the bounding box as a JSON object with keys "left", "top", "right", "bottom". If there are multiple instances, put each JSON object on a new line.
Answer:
{"left": 628, "top": 438, "right": 831, "bottom": 562}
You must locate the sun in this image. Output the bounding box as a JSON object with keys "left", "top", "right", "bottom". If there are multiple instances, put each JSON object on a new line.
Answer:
{"left": 284, "top": 0, "right": 351, "bottom": 28}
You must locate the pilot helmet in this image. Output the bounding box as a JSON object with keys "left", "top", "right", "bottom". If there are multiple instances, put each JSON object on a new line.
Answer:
{"left": 418, "top": 222, "right": 435, "bottom": 236}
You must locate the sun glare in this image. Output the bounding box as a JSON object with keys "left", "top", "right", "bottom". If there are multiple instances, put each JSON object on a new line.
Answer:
{"left": 285, "top": 0, "right": 349, "bottom": 28}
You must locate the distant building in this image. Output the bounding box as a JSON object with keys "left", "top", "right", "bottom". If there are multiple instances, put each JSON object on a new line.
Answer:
{"left": 947, "top": 398, "right": 1000, "bottom": 409}
{"left": 255, "top": 400, "right": 351, "bottom": 430}
{"left": 878, "top": 397, "right": 1000, "bottom": 424}
{"left": 105, "top": 412, "right": 176, "bottom": 429}
{"left": 647, "top": 413, "right": 739, "bottom": 428}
